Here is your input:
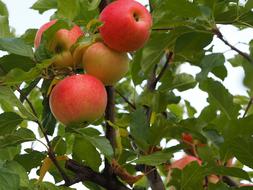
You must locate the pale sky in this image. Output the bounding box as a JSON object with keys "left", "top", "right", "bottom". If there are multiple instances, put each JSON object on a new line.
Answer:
{"left": 1, "top": 0, "right": 253, "bottom": 189}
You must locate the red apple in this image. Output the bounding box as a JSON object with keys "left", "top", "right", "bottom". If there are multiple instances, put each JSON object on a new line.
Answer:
{"left": 170, "top": 155, "right": 202, "bottom": 170}
{"left": 34, "top": 19, "right": 84, "bottom": 52}
{"left": 99, "top": 0, "right": 152, "bottom": 52}
{"left": 83, "top": 42, "right": 129, "bottom": 85}
{"left": 49, "top": 74, "right": 107, "bottom": 125}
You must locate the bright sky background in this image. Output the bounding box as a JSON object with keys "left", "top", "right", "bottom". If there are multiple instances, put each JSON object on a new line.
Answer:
{"left": 1, "top": 0, "right": 253, "bottom": 189}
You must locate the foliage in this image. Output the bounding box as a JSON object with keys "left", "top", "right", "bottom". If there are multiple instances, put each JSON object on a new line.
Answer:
{"left": 0, "top": 0, "right": 253, "bottom": 189}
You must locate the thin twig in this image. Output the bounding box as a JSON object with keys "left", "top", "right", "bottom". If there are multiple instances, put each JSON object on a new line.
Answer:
{"left": 154, "top": 52, "right": 173, "bottom": 84}
{"left": 213, "top": 27, "right": 253, "bottom": 65}
{"left": 115, "top": 88, "right": 136, "bottom": 110}
{"left": 16, "top": 86, "right": 71, "bottom": 185}
{"left": 243, "top": 97, "right": 253, "bottom": 118}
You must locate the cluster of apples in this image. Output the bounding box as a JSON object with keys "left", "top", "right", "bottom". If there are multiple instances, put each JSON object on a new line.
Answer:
{"left": 34, "top": 0, "right": 152, "bottom": 125}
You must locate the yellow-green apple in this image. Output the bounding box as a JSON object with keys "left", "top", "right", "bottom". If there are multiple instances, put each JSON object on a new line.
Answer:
{"left": 49, "top": 74, "right": 107, "bottom": 125}
{"left": 52, "top": 51, "right": 74, "bottom": 68}
{"left": 99, "top": 0, "right": 152, "bottom": 52}
{"left": 170, "top": 155, "right": 202, "bottom": 170}
{"left": 34, "top": 19, "right": 84, "bottom": 52}
{"left": 72, "top": 42, "right": 91, "bottom": 68}
{"left": 83, "top": 42, "right": 129, "bottom": 85}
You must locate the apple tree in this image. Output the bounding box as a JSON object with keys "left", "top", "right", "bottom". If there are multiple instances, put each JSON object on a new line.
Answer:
{"left": 0, "top": 0, "right": 253, "bottom": 189}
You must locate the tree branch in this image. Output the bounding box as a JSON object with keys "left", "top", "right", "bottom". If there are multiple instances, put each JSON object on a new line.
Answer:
{"left": 213, "top": 27, "right": 253, "bottom": 65}
{"left": 104, "top": 86, "right": 116, "bottom": 176}
{"left": 66, "top": 159, "right": 131, "bottom": 190}
{"left": 243, "top": 97, "right": 253, "bottom": 118}
{"left": 115, "top": 88, "right": 136, "bottom": 110}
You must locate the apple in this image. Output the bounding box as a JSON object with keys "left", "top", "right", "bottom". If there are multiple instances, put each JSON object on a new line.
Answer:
{"left": 34, "top": 19, "right": 84, "bottom": 52}
{"left": 83, "top": 42, "right": 129, "bottom": 85}
{"left": 170, "top": 155, "right": 201, "bottom": 170}
{"left": 99, "top": 0, "right": 152, "bottom": 52}
{"left": 49, "top": 74, "right": 107, "bottom": 125}
{"left": 72, "top": 42, "right": 91, "bottom": 68}
{"left": 52, "top": 51, "right": 74, "bottom": 68}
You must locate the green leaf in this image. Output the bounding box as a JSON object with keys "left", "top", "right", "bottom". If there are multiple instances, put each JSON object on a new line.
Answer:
{"left": 0, "top": 0, "right": 8, "bottom": 16}
{"left": 185, "top": 100, "right": 197, "bottom": 118}
{"left": 51, "top": 136, "right": 66, "bottom": 156}
{"left": 175, "top": 32, "right": 213, "bottom": 56}
{"left": 0, "top": 167, "right": 19, "bottom": 189}
{"left": 0, "top": 112, "right": 23, "bottom": 135}
{"left": 0, "top": 38, "right": 34, "bottom": 58}
{"left": 0, "top": 128, "right": 36, "bottom": 148}
{"left": 75, "top": 129, "right": 114, "bottom": 159}
{"left": 199, "top": 78, "right": 240, "bottom": 120}
{"left": 57, "top": 0, "right": 79, "bottom": 20}
{"left": 179, "top": 162, "right": 204, "bottom": 190}
{"left": 229, "top": 137, "right": 253, "bottom": 169}
{"left": 88, "top": 0, "right": 101, "bottom": 11}
{"left": 1, "top": 59, "right": 52, "bottom": 85}
{"left": 31, "top": 0, "right": 57, "bottom": 14}
{"left": 196, "top": 53, "right": 226, "bottom": 81}
{"left": 0, "top": 54, "right": 35, "bottom": 76}
{"left": 0, "top": 146, "right": 20, "bottom": 161}
{"left": 130, "top": 108, "right": 150, "bottom": 151}
{"left": 4, "top": 161, "right": 29, "bottom": 187}
{"left": 134, "top": 151, "right": 172, "bottom": 166}
{"left": 206, "top": 166, "right": 250, "bottom": 181}
{"left": 14, "top": 149, "right": 46, "bottom": 172}
{"left": 0, "top": 16, "right": 11, "bottom": 38}
{"left": 73, "top": 135, "right": 101, "bottom": 171}
{"left": 0, "top": 86, "right": 37, "bottom": 120}
{"left": 159, "top": 73, "right": 197, "bottom": 92}
{"left": 134, "top": 146, "right": 182, "bottom": 166}
{"left": 152, "top": 0, "right": 202, "bottom": 28}
{"left": 21, "top": 29, "right": 37, "bottom": 46}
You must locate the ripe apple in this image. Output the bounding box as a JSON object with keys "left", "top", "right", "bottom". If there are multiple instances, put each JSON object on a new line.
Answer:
{"left": 34, "top": 19, "right": 84, "bottom": 52}
{"left": 99, "top": 0, "right": 152, "bottom": 52}
{"left": 170, "top": 155, "right": 202, "bottom": 170}
{"left": 49, "top": 74, "right": 107, "bottom": 125}
{"left": 83, "top": 42, "right": 129, "bottom": 85}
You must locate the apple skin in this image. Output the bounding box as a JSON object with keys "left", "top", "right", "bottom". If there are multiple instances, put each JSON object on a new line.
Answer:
{"left": 99, "top": 0, "right": 152, "bottom": 52}
{"left": 52, "top": 51, "right": 74, "bottom": 68}
{"left": 83, "top": 42, "right": 129, "bottom": 85}
{"left": 49, "top": 74, "right": 107, "bottom": 125}
{"left": 34, "top": 19, "right": 84, "bottom": 52}
{"left": 170, "top": 155, "right": 201, "bottom": 170}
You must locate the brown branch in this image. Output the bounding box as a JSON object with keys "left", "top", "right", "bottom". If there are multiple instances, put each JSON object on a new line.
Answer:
{"left": 115, "top": 88, "right": 136, "bottom": 110}
{"left": 222, "top": 176, "right": 239, "bottom": 187}
{"left": 65, "top": 159, "right": 130, "bottom": 190}
{"left": 213, "top": 27, "right": 253, "bottom": 65}
{"left": 104, "top": 86, "right": 117, "bottom": 177}
{"left": 243, "top": 97, "right": 253, "bottom": 118}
